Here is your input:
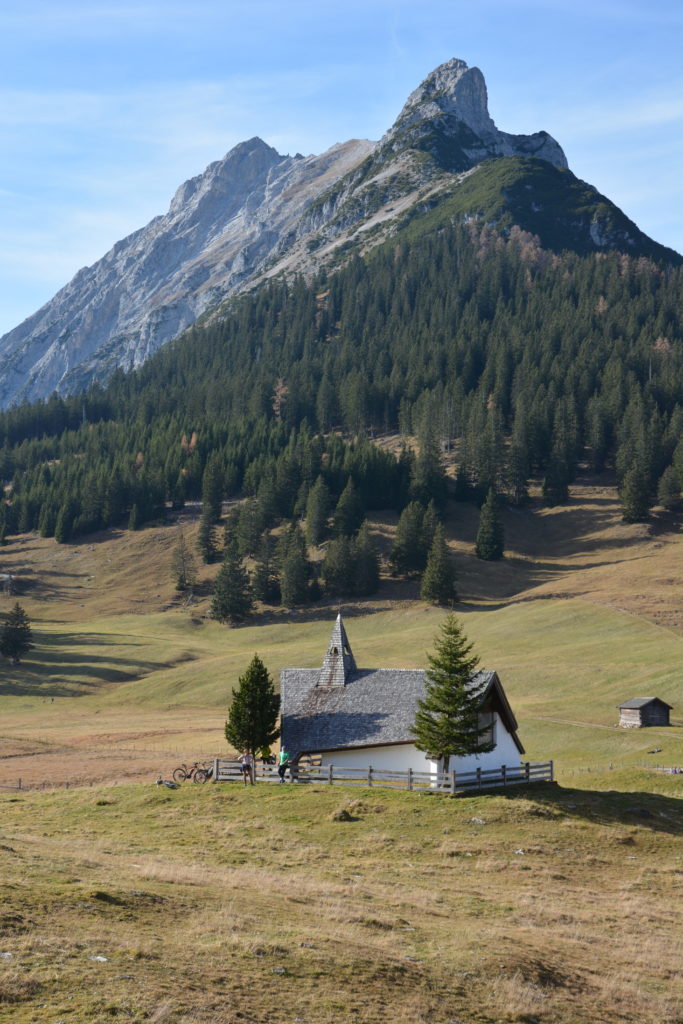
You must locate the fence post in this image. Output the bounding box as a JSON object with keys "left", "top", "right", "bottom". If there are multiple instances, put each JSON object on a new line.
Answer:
{"left": 328, "top": 764, "right": 333, "bottom": 785}
{"left": 368, "top": 765, "right": 373, "bottom": 787}
{"left": 407, "top": 768, "right": 413, "bottom": 792}
{"left": 477, "top": 767, "right": 482, "bottom": 790}
{"left": 502, "top": 765, "right": 507, "bottom": 787}
{"left": 550, "top": 760, "right": 554, "bottom": 782}
{"left": 213, "top": 758, "right": 218, "bottom": 783}
{"left": 525, "top": 761, "right": 530, "bottom": 782}
{"left": 450, "top": 770, "right": 457, "bottom": 795}
{"left": 18, "top": 778, "right": 22, "bottom": 791}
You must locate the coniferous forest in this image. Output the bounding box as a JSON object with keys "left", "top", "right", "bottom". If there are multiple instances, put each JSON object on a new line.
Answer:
{"left": 0, "top": 216, "right": 681, "bottom": 599}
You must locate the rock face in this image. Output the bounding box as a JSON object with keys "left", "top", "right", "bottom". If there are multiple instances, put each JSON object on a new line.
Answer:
{"left": 0, "top": 57, "right": 671, "bottom": 408}
{"left": 384, "top": 57, "right": 568, "bottom": 171}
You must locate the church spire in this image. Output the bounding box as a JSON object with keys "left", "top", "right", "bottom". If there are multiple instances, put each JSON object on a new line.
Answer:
{"left": 317, "top": 614, "right": 356, "bottom": 687}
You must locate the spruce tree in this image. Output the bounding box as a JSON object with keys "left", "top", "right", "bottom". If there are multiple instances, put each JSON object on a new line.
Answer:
{"left": 420, "top": 525, "right": 457, "bottom": 606}
{"left": 333, "top": 478, "right": 365, "bottom": 537}
{"left": 224, "top": 654, "right": 280, "bottom": 758}
{"left": 656, "top": 466, "right": 680, "bottom": 511}
{"left": 621, "top": 464, "right": 651, "bottom": 523}
{"left": 475, "top": 488, "right": 504, "bottom": 561}
{"left": 278, "top": 528, "right": 309, "bottom": 606}
{"left": 171, "top": 532, "right": 198, "bottom": 592}
{"left": 0, "top": 602, "right": 33, "bottom": 664}
{"left": 252, "top": 535, "right": 280, "bottom": 605}
{"left": 305, "top": 476, "right": 331, "bottom": 546}
{"left": 321, "top": 535, "right": 355, "bottom": 597}
{"left": 352, "top": 522, "right": 380, "bottom": 596}
{"left": 211, "top": 541, "right": 254, "bottom": 624}
{"left": 390, "top": 501, "right": 425, "bottom": 575}
{"left": 197, "top": 505, "right": 219, "bottom": 563}
{"left": 411, "top": 614, "right": 493, "bottom": 769}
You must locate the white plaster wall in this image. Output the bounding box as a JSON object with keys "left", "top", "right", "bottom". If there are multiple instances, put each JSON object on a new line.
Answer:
{"left": 319, "top": 744, "right": 430, "bottom": 772}
{"left": 314, "top": 716, "right": 521, "bottom": 776}
{"left": 446, "top": 714, "right": 522, "bottom": 773}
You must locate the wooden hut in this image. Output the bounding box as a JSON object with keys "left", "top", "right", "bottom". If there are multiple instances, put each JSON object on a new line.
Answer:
{"left": 618, "top": 698, "right": 672, "bottom": 729}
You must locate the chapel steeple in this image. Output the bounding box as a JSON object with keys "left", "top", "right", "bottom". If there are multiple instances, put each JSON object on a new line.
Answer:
{"left": 317, "top": 614, "right": 356, "bottom": 687}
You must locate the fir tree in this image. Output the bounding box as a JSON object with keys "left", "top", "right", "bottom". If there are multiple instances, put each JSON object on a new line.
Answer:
{"left": 411, "top": 614, "right": 493, "bottom": 769}
{"left": 224, "top": 654, "right": 280, "bottom": 757}
{"left": 475, "top": 488, "right": 505, "bottom": 561}
{"left": 211, "top": 541, "right": 254, "bottom": 624}
{"left": 0, "top": 602, "right": 33, "bottom": 664}
{"left": 420, "top": 525, "right": 457, "bottom": 606}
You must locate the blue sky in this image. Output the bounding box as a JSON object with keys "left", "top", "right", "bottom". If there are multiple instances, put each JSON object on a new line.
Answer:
{"left": 1, "top": 0, "right": 682, "bottom": 338}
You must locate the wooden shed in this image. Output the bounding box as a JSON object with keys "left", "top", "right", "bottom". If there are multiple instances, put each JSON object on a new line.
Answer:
{"left": 618, "top": 698, "right": 672, "bottom": 729}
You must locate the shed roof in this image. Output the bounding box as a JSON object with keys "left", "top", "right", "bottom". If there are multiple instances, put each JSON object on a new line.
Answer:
{"left": 618, "top": 697, "right": 673, "bottom": 710}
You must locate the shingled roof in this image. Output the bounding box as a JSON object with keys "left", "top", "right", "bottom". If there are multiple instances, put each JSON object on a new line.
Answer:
{"left": 280, "top": 616, "right": 524, "bottom": 758}
{"left": 618, "top": 697, "right": 672, "bottom": 710}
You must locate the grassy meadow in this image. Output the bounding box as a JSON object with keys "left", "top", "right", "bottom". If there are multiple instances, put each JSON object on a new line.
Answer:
{"left": 1, "top": 478, "right": 682, "bottom": 1021}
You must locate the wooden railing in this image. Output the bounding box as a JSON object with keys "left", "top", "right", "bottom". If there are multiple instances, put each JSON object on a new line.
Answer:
{"left": 212, "top": 759, "right": 554, "bottom": 793}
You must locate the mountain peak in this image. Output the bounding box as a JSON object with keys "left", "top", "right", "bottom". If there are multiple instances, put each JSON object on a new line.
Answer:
{"left": 384, "top": 57, "right": 568, "bottom": 172}
{"left": 395, "top": 58, "right": 495, "bottom": 137}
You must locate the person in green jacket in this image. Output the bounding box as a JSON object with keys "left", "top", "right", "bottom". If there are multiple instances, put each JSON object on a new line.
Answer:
{"left": 278, "top": 746, "right": 291, "bottom": 783}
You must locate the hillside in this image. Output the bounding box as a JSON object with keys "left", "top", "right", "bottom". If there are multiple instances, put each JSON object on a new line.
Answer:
{"left": 1, "top": 474, "right": 681, "bottom": 791}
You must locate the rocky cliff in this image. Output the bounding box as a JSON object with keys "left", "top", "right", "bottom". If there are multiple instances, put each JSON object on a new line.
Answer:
{"left": 0, "top": 57, "right": 676, "bottom": 408}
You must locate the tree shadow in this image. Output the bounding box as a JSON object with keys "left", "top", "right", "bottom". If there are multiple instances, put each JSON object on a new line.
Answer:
{"left": 502, "top": 781, "right": 683, "bottom": 837}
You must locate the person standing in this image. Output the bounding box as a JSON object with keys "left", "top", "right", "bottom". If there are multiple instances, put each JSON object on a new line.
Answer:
{"left": 278, "top": 745, "right": 291, "bottom": 783}
{"left": 238, "top": 749, "right": 254, "bottom": 785}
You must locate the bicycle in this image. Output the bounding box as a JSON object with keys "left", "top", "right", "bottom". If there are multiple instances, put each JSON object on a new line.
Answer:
{"left": 172, "top": 761, "right": 211, "bottom": 783}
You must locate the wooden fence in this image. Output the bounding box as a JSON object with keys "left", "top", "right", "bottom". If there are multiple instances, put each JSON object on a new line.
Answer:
{"left": 212, "top": 759, "right": 554, "bottom": 794}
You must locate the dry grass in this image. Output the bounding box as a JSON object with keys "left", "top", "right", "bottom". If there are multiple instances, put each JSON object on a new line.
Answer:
{"left": 1, "top": 779, "right": 682, "bottom": 1023}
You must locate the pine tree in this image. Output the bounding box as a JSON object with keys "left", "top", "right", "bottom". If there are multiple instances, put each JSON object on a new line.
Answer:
{"left": 411, "top": 614, "right": 493, "bottom": 769}
{"left": 171, "top": 532, "right": 198, "bottom": 592}
{"left": 475, "top": 488, "right": 505, "bottom": 560}
{"left": 224, "top": 654, "right": 280, "bottom": 757}
{"left": 0, "top": 602, "right": 34, "bottom": 664}
{"left": 211, "top": 541, "right": 254, "bottom": 624}
{"left": 390, "top": 501, "right": 425, "bottom": 576}
{"left": 420, "top": 525, "right": 457, "bottom": 606}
